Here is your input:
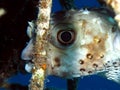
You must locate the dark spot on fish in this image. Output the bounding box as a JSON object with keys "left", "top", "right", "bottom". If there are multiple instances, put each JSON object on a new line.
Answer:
{"left": 113, "top": 62, "right": 118, "bottom": 67}
{"left": 54, "top": 57, "right": 61, "bottom": 67}
{"left": 104, "top": 63, "right": 110, "bottom": 69}
{"left": 115, "top": 68, "right": 118, "bottom": 70}
{"left": 115, "top": 71, "right": 118, "bottom": 74}
{"left": 112, "top": 26, "right": 117, "bottom": 33}
{"left": 86, "top": 53, "right": 93, "bottom": 59}
{"left": 106, "top": 65, "right": 111, "bottom": 68}
{"left": 93, "top": 63, "right": 98, "bottom": 68}
{"left": 80, "top": 68, "right": 86, "bottom": 71}
{"left": 49, "top": 48, "right": 51, "bottom": 51}
{"left": 88, "top": 71, "right": 92, "bottom": 74}
{"left": 100, "top": 54, "right": 104, "bottom": 58}
{"left": 51, "top": 66, "right": 54, "bottom": 70}
{"left": 113, "top": 62, "right": 117, "bottom": 65}
{"left": 79, "top": 60, "right": 84, "bottom": 64}
{"left": 94, "top": 37, "right": 101, "bottom": 43}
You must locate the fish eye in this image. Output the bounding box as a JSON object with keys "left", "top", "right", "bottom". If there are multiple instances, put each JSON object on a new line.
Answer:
{"left": 57, "top": 30, "right": 75, "bottom": 46}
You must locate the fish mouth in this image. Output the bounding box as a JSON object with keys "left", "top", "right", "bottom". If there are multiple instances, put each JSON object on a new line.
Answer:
{"left": 21, "top": 50, "right": 34, "bottom": 73}
{"left": 24, "top": 60, "right": 34, "bottom": 73}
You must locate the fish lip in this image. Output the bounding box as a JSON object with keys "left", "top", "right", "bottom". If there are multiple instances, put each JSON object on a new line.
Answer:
{"left": 21, "top": 39, "right": 34, "bottom": 61}
{"left": 25, "top": 60, "right": 34, "bottom": 73}
{"left": 21, "top": 51, "right": 33, "bottom": 60}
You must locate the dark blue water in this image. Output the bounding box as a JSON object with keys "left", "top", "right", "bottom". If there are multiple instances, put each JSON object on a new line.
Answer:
{"left": 2, "top": 0, "right": 120, "bottom": 90}
{"left": 6, "top": 74, "right": 120, "bottom": 90}
{"left": 52, "top": 0, "right": 100, "bottom": 12}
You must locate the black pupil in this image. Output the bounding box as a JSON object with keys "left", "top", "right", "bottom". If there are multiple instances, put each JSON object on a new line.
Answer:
{"left": 61, "top": 31, "right": 72, "bottom": 42}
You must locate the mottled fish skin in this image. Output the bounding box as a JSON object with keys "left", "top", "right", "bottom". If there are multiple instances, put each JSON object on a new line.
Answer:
{"left": 47, "top": 9, "right": 120, "bottom": 82}
{"left": 21, "top": 9, "right": 120, "bottom": 84}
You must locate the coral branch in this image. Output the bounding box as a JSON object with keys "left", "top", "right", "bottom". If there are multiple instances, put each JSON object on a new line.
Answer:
{"left": 106, "top": 0, "right": 120, "bottom": 27}
{"left": 29, "top": 0, "right": 52, "bottom": 90}
{"left": 101, "top": 0, "right": 120, "bottom": 27}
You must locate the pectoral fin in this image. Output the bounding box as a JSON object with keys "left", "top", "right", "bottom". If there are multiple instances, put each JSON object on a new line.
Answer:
{"left": 105, "top": 68, "right": 120, "bottom": 84}
{"left": 99, "top": 65, "right": 120, "bottom": 84}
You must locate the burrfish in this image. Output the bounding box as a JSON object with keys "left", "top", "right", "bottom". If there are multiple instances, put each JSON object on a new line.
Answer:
{"left": 21, "top": 9, "right": 120, "bottom": 84}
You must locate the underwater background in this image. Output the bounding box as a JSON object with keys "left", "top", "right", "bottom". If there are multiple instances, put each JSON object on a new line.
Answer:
{"left": 0, "top": 0, "right": 120, "bottom": 90}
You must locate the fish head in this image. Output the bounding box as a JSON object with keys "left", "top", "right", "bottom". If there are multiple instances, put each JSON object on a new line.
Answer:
{"left": 47, "top": 9, "right": 120, "bottom": 78}
{"left": 21, "top": 9, "right": 120, "bottom": 80}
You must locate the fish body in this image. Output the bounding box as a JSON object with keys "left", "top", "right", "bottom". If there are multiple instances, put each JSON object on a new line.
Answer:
{"left": 21, "top": 9, "right": 120, "bottom": 83}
